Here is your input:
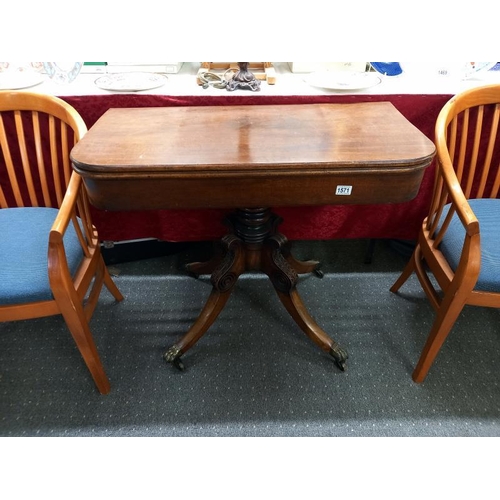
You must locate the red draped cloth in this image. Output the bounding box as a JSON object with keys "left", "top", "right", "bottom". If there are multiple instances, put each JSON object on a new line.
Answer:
{"left": 62, "top": 93, "right": 451, "bottom": 243}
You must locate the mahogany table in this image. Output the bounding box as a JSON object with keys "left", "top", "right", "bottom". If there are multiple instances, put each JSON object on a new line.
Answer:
{"left": 63, "top": 93, "right": 448, "bottom": 244}
{"left": 71, "top": 102, "right": 435, "bottom": 371}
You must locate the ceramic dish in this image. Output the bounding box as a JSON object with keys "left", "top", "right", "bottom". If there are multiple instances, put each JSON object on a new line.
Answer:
{"left": 305, "top": 71, "right": 381, "bottom": 91}
{"left": 95, "top": 72, "right": 168, "bottom": 92}
{"left": 43, "top": 62, "right": 83, "bottom": 83}
{"left": 0, "top": 69, "right": 44, "bottom": 90}
{"left": 462, "top": 62, "right": 497, "bottom": 78}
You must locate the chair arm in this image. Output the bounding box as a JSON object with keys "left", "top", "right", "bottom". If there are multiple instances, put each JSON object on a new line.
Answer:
{"left": 47, "top": 173, "right": 85, "bottom": 290}
{"left": 49, "top": 173, "right": 82, "bottom": 240}
{"left": 436, "top": 155, "right": 480, "bottom": 238}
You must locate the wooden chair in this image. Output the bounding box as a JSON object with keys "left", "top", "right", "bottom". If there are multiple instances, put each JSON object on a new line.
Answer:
{"left": 390, "top": 84, "right": 500, "bottom": 383}
{"left": 0, "top": 91, "right": 124, "bottom": 394}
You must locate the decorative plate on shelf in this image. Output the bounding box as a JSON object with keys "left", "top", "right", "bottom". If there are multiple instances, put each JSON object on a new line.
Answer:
{"left": 304, "top": 71, "right": 381, "bottom": 91}
{"left": 462, "top": 62, "right": 497, "bottom": 78}
{"left": 95, "top": 72, "right": 168, "bottom": 92}
{"left": 43, "top": 62, "right": 83, "bottom": 84}
{"left": 0, "top": 68, "right": 44, "bottom": 90}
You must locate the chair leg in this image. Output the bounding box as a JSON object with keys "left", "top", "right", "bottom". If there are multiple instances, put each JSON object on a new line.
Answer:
{"left": 102, "top": 259, "right": 124, "bottom": 302}
{"left": 58, "top": 293, "right": 111, "bottom": 394}
{"left": 390, "top": 246, "right": 418, "bottom": 293}
{"left": 412, "top": 291, "right": 467, "bottom": 383}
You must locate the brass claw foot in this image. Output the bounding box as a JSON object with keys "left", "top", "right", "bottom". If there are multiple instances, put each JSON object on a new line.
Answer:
{"left": 163, "top": 345, "right": 185, "bottom": 371}
{"left": 329, "top": 345, "right": 349, "bottom": 371}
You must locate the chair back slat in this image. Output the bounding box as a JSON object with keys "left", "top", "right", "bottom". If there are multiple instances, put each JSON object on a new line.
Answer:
{"left": 68, "top": 186, "right": 95, "bottom": 258}
{"left": 465, "top": 105, "right": 483, "bottom": 197}
{"left": 488, "top": 104, "right": 500, "bottom": 197}
{"left": 15, "top": 110, "right": 41, "bottom": 206}
{"left": 432, "top": 206, "right": 455, "bottom": 248}
{"left": 32, "top": 111, "right": 52, "bottom": 206}
{"left": 48, "top": 115, "right": 63, "bottom": 206}
{"left": 0, "top": 113, "right": 24, "bottom": 207}
{"left": 426, "top": 170, "right": 443, "bottom": 232}
{"left": 71, "top": 213, "right": 91, "bottom": 258}
{"left": 427, "top": 179, "right": 448, "bottom": 236}
{"left": 456, "top": 108, "right": 469, "bottom": 184}
{"left": 447, "top": 116, "right": 458, "bottom": 168}
{"left": 492, "top": 158, "right": 500, "bottom": 198}
{"left": 61, "top": 122, "right": 73, "bottom": 187}
{"left": 476, "top": 105, "right": 496, "bottom": 197}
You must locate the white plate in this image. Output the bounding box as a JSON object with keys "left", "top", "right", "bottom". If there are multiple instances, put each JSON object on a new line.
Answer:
{"left": 0, "top": 70, "right": 44, "bottom": 90}
{"left": 463, "top": 62, "right": 497, "bottom": 78}
{"left": 305, "top": 71, "right": 381, "bottom": 91}
{"left": 95, "top": 72, "right": 168, "bottom": 92}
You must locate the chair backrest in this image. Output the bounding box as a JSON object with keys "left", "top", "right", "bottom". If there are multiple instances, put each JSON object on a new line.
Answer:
{"left": 0, "top": 91, "right": 87, "bottom": 209}
{"left": 427, "top": 84, "right": 500, "bottom": 245}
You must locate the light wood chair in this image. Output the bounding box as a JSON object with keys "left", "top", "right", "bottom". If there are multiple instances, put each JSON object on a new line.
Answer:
{"left": 0, "top": 91, "right": 123, "bottom": 394}
{"left": 390, "top": 84, "right": 500, "bottom": 383}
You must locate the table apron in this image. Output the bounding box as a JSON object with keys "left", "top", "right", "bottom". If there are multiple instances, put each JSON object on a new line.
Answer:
{"left": 80, "top": 166, "right": 429, "bottom": 210}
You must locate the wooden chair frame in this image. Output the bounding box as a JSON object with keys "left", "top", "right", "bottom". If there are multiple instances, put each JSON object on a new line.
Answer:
{"left": 0, "top": 91, "right": 123, "bottom": 394}
{"left": 391, "top": 84, "right": 500, "bottom": 383}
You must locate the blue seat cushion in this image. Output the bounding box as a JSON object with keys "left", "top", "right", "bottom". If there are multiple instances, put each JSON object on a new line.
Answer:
{"left": 0, "top": 207, "right": 84, "bottom": 305}
{"left": 438, "top": 198, "right": 500, "bottom": 293}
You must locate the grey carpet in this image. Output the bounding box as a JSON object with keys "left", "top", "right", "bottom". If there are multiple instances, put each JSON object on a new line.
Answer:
{"left": 1, "top": 239, "right": 499, "bottom": 436}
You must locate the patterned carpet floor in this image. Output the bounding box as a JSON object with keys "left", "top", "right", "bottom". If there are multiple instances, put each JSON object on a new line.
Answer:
{"left": 1, "top": 239, "right": 499, "bottom": 436}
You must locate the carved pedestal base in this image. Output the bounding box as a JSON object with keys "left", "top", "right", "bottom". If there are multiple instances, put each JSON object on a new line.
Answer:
{"left": 163, "top": 208, "right": 348, "bottom": 371}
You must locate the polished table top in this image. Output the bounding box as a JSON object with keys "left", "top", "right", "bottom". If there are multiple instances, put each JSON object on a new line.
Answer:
{"left": 71, "top": 102, "right": 436, "bottom": 210}
{"left": 70, "top": 101, "right": 436, "bottom": 372}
